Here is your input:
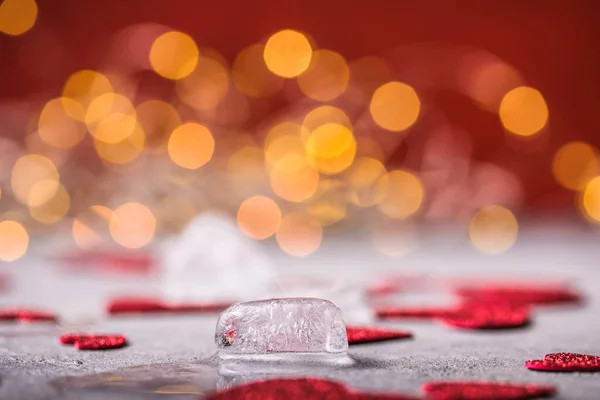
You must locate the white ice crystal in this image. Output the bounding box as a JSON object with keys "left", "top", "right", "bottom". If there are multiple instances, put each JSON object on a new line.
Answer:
{"left": 160, "top": 212, "right": 274, "bottom": 302}
{"left": 215, "top": 298, "right": 348, "bottom": 357}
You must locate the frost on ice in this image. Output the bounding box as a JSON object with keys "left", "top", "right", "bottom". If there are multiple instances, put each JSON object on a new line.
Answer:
{"left": 160, "top": 212, "right": 274, "bottom": 303}
{"left": 215, "top": 298, "right": 348, "bottom": 356}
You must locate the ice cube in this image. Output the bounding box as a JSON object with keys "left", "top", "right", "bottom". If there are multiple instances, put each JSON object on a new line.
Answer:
{"left": 160, "top": 212, "right": 275, "bottom": 303}
{"left": 215, "top": 298, "right": 348, "bottom": 358}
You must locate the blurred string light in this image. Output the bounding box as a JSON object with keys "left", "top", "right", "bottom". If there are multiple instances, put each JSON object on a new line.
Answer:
{"left": 297, "top": 49, "right": 350, "bottom": 102}
{"left": 552, "top": 142, "right": 598, "bottom": 191}
{"left": 263, "top": 29, "right": 313, "bottom": 78}
{"left": 168, "top": 123, "right": 215, "bottom": 169}
{"left": 276, "top": 212, "right": 322, "bottom": 257}
{"left": 136, "top": 100, "right": 181, "bottom": 152}
{"left": 343, "top": 157, "right": 388, "bottom": 207}
{"left": 0, "top": 0, "right": 37, "bottom": 36}
{"left": 94, "top": 121, "right": 145, "bottom": 165}
{"left": 29, "top": 183, "right": 70, "bottom": 224}
{"left": 264, "top": 122, "right": 307, "bottom": 169}
{"left": 109, "top": 202, "right": 156, "bottom": 249}
{"left": 270, "top": 154, "right": 319, "bottom": 202}
{"left": 236, "top": 195, "right": 281, "bottom": 240}
{"left": 38, "top": 98, "right": 86, "bottom": 149}
{"left": 149, "top": 31, "right": 199, "bottom": 80}
{"left": 0, "top": 221, "right": 29, "bottom": 261}
{"left": 469, "top": 205, "right": 518, "bottom": 254}
{"left": 62, "top": 70, "right": 113, "bottom": 121}
{"left": 11, "top": 154, "right": 59, "bottom": 207}
{"left": 377, "top": 170, "right": 424, "bottom": 219}
{"left": 304, "top": 200, "right": 346, "bottom": 227}
{"left": 305, "top": 122, "right": 356, "bottom": 174}
{"left": 499, "top": 86, "right": 548, "bottom": 137}
{"left": 233, "top": 44, "right": 284, "bottom": 98}
{"left": 581, "top": 176, "right": 600, "bottom": 223}
{"left": 370, "top": 81, "right": 420, "bottom": 132}
{"left": 303, "top": 106, "right": 353, "bottom": 133}
{"left": 177, "top": 55, "right": 230, "bottom": 111}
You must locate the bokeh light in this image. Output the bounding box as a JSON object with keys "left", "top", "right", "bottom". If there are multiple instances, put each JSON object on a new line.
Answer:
{"left": 581, "top": 176, "right": 600, "bottom": 223}
{"left": 136, "top": 100, "right": 181, "bottom": 151}
{"left": 177, "top": 56, "right": 230, "bottom": 111}
{"left": 29, "top": 183, "right": 71, "bottom": 224}
{"left": 270, "top": 154, "right": 319, "bottom": 202}
{"left": 62, "top": 70, "right": 113, "bottom": 120}
{"left": 302, "top": 106, "right": 353, "bottom": 134}
{"left": 552, "top": 141, "right": 598, "bottom": 191}
{"left": 304, "top": 201, "right": 346, "bottom": 227}
{"left": 0, "top": 0, "right": 37, "bottom": 36}
{"left": 38, "top": 98, "right": 86, "bottom": 149}
{"left": 94, "top": 121, "right": 145, "bottom": 164}
{"left": 469, "top": 205, "right": 518, "bottom": 254}
{"left": 233, "top": 44, "right": 284, "bottom": 98}
{"left": 149, "top": 31, "right": 199, "bottom": 80}
{"left": 305, "top": 122, "right": 356, "bottom": 175}
{"left": 276, "top": 213, "right": 323, "bottom": 257}
{"left": 263, "top": 29, "right": 313, "bottom": 78}
{"left": 370, "top": 81, "right": 420, "bottom": 132}
{"left": 377, "top": 170, "right": 424, "bottom": 219}
{"left": 0, "top": 221, "right": 29, "bottom": 262}
{"left": 236, "top": 195, "right": 282, "bottom": 240}
{"left": 72, "top": 218, "right": 102, "bottom": 249}
{"left": 499, "top": 86, "right": 548, "bottom": 137}
{"left": 11, "top": 154, "right": 60, "bottom": 207}
{"left": 85, "top": 93, "right": 136, "bottom": 126}
{"left": 110, "top": 202, "right": 156, "bottom": 249}
{"left": 297, "top": 49, "right": 350, "bottom": 102}
{"left": 344, "top": 157, "right": 388, "bottom": 206}
{"left": 168, "top": 123, "right": 215, "bottom": 169}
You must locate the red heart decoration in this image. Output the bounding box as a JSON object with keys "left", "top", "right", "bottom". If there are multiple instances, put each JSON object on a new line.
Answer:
{"left": 60, "top": 333, "right": 128, "bottom": 350}
{"left": 205, "top": 378, "right": 418, "bottom": 400}
{"left": 422, "top": 381, "right": 556, "bottom": 400}
{"left": 525, "top": 352, "right": 600, "bottom": 372}
{"left": 440, "top": 303, "right": 530, "bottom": 330}
{"left": 455, "top": 284, "right": 581, "bottom": 306}
{"left": 0, "top": 308, "right": 57, "bottom": 323}
{"left": 107, "top": 297, "right": 232, "bottom": 315}
{"left": 346, "top": 326, "right": 412, "bottom": 344}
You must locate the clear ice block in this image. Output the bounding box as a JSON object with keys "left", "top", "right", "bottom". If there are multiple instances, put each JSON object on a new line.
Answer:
{"left": 215, "top": 298, "right": 348, "bottom": 359}
{"left": 160, "top": 212, "right": 274, "bottom": 303}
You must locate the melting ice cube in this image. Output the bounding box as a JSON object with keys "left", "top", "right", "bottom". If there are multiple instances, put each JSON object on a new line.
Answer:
{"left": 160, "top": 212, "right": 274, "bottom": 303}
{"left": 215, "top": 298, "right": 348, "bottom": 358}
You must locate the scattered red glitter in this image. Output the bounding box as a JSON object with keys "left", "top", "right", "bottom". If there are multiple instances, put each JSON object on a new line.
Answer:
{"left": 441, "top": 303, "right": 530, "bottom": 330}
{"left": 60, "top": 333, "right": 128, "bottom": 350}
{"left": 60, "top": 250, "right": 155, "bottom": 275}
{"left": 107, "top": 297, "right": 232, "bottom": 315}
{"left": 525, "top": 352, "right": 600, "bottom": 372}
{"left": 375, "top": 306, "right": 451, "bottom": 320}
{"left": 0, "top": 308, "right": 57, "bottom": 323}
{"left": 346, "top": 326, "right": 412, "bottom": 344}
{"left": 422, "top": 381, "right": 556, "bottom": 400}
{"left": 205, "top": 378, "right": 418, "bottom": 400}
{"left": 455, "top": 284, "right": 581, "bottom": 306}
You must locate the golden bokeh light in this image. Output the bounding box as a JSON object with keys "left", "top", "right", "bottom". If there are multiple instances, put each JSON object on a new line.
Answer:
{"left": 304, "top": 201, "right": 346, "bottom": 227}
{"left": 11, "top": 154, "right": 60, "bottom": 206}
{"left": 469, "top": 205, "right": 519, "bottom": 254}
{"left": 29, "top": 183, "right": 71, "bottom": 224}
{"left": 149, "top": 31, "right": 199, "bottom": 80}
{"left": 168, "top": 123, "right": 215, "bottom": 169}
{"left": 0, "top": 221, "right": 29, "bottom": 262}
{"left": 237, "top": 195, "right": 282, "bottom": 240}
{"left": 72, "top": 218, "right": 102, "bottom": 249}
{"left": 302, "top": 106, "right": 352, "bottom": 135}
{"left": 85, "top": 92, "right": 136, "bottom": 126}
{"left": 62, "top": 70, "right": 113, "bottom": 120}
{"left": 355, "top": 135, "right": 386, "bottom": 161}
{"left": 94, "top": 121, "right": 145, "bottom": 164}
{"left": 176, "top": 56, "right": 230, "bottom": 110}
{"left": 370, "top": 81, "right": 420, "bottom": 132}
{"left": 263, "top": 29, "right": 313, "bottom": 78}
{"left": 265, "top": 121, "right": 308, "bottom": 148}
{"left": 297, "top": 49, "right": 350, "bottom": 102}
{"left": 233, "top": 44, "right": 284, "bottom": 98}
{"left": 110, "top": 202, "right": 156, "bottom": 249}
{"left": 270, "top": 154, "right": 319, "bottom": 203}
{"left": 344, "top": 157, "right": 388, "bottom": 206}
{"left": 38, "top": 98, "right": 86, "bottom": 149}
{"left": 0, "top": 0, "right": 37, "bottom": 36}
{"left": 581, "top": 176, "right": 600, "bottom": 223}
{"left": 265, "top": 134, "right": 306, "bottom": 169}
{"left": 499, "top": 86, "right": 548, "bottom": 137}
{"left": 377, "top": 170, "right": 424, "bottom": 219}
{"left": 552, "top": 142, "right": 598, "bottom": 191}
{"left": 90, "top": 205, "right": 113, "bottom": 220}
{"left": 276, "top": 213, "right": 323, "bottom": 257}
{"left": 136, "top": 100, "right": 181, "bottom": 151}
{"left": 91, "top": 113, "right": 138, "bottom": 144}
{"left": 305, "top": 122, "right": 356, "bottom": 175}
{"left": 227, "top": 146, "right": 265, "bottom": 174}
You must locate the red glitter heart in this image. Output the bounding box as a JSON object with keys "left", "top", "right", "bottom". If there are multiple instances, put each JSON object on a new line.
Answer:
{"left": 455, "top": 284, "right": 581, "bottom": 306}
{"left": 107, "top": 297, "right": 232, "bottom": 315}
{"left": 422, "top": 381, "right": 556, "bottom": 400}
{"left": 205, "top": 378, "right": 418, "bottom": 400}
{"left": 0, "top": 308, "right": 57, "bottom": 323}
{"left": 346, "top": 326, "right": 412, "bottom": 344}
{"left": 441, "top": 303, "right": 530, "bottom": 330}
{"left": 60, "top": 333, "right": 128, "bottom": 350}
{"left": 525, "top": 352, "right": 600, "bottom": 372}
